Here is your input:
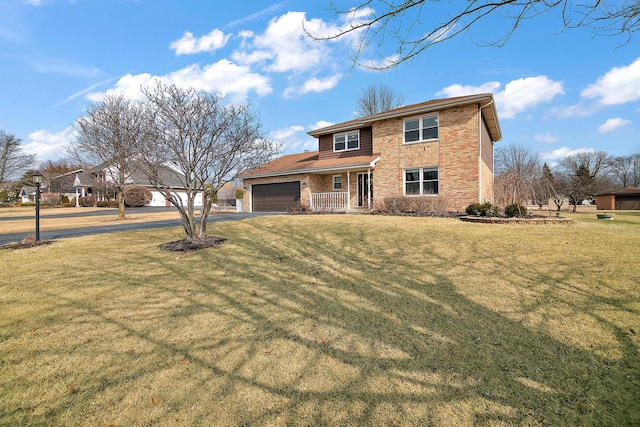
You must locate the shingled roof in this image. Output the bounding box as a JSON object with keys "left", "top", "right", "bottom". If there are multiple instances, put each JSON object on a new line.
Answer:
{"left": 308, "top": 93, "right": 501, "bottom": 142}
{"left": 597, "top": 187, "right": 640, "bottom": 196}
{"left": 240, "top": 151, "right": 380, "bottom": 179}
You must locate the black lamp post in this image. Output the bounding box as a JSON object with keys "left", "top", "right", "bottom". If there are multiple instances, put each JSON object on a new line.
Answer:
{"left": 32, "top": 170, "right": 43, "bottom": 241}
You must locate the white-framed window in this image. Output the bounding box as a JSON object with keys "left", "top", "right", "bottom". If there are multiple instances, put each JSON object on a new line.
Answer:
{"left": 405, "top": 167, "right": 439, "bottom": 196}
{"left": 332, "top": 175, "right": 343, "bottom": 190}
{"left": 334, "top": 130, "right": 360, "bottom": 152}
{"left": 404, "top": 114, "right": 439, "bottom": 143}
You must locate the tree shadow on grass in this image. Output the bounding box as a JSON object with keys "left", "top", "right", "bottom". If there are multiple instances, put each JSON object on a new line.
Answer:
{"left": 1, "top": 218, "right": 638, "bottom": 426}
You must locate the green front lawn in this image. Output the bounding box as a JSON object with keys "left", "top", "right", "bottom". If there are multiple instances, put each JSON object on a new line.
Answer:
{"left": 1, "top": 213, "right": 639, "bottom": 426}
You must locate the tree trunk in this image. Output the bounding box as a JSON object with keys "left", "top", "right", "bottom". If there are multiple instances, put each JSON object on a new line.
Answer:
{"left": 117, "top": 191, "right": 125, "bottom": 220}
{"left": 197, "top": 189, "right": 214, "bottom": 238}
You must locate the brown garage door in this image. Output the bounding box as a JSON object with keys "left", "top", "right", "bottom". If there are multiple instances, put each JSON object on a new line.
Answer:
{"left": 615, "top": 195, "right": 640, "bottom": 210}
{"left": 252, "top": 181, "right": 300, "bottom": 212}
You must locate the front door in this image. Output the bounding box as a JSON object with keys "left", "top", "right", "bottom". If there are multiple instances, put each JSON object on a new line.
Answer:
{"left": 357, "top": 172, "right": 373, "bottom": 207}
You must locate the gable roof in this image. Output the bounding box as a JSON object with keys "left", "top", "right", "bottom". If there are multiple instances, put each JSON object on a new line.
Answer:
{"left": 20, "top": 186, "right": 37, "bottom": 196}
{"left": 308, "top": 93, "right": 501, "bottom": 142}
{"left": 240, "top": 151, "right": 380, "bottom": 179}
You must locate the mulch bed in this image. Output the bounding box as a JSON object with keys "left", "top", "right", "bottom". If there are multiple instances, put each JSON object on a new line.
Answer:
{"left": 460, "top": 215, "right": 574, "bottom": 224}
{"left": 159, "top": 236, "right": 227, "bottom": 252}
{"left": 0, "top": 240, "right": 55, "bottom": 250}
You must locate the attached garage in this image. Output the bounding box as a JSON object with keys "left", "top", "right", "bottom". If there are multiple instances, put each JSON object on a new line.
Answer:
{"left": 252, "top": 181, "right": 300, "bottom": 212}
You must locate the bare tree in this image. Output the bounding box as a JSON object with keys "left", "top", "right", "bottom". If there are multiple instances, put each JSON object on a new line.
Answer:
{"left": 70, "top": 95, "right": 147, "bottom": 220}
{"left": 308, "top": 1, "right": 640, "bottom": 70}
{"left": 494, "top": 144, "right": 541, "bottom": 206}
{"left": 560, "top": 150, "right": 609, "bottom": 211}
{"left": 40, "top": 159, "right": 82, "bottom": 196}
{"left": 140, "top": 83, "right": 279, "bottom": 240}
{"left": 356, "top": 83, "right": 404, "bottom": 116}
{"left": 540, "top": 162, "right": 565, "bottom": 211}
{"left": 608, "top": 154, "right": 640, "bottom": 188}
{"left": 0, "top": 130, "right": 37, "bottom": 184}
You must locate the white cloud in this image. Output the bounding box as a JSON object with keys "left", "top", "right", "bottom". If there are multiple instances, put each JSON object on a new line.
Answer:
{"left": 551, "top": 102, "right": 600, "bottom": 119}
{"left": 170, "top": 29, "right": 230, "bottom": 55}
{"left": 542, "top": 146, "right": 594, "bottom": 161}
{"left": 534, "top": 133, "right": 559, "bottom": 143}
{"left": 23, "top": 127, "right": 74, "bottom": 163}
{"left": 88, "top": 60, "right": 272, "bottom": 102}
{"left": 232, "top": 11, "right": 341, "bottom": 73}
{"left": 437, "top": 81, "right": 501, "bottom": 97}
{"left": 437, "top": 76, "right": 564, "bottom": 119}
{"left": 270, "top": 125, "right": 304, "bottom": 141}
{"left": 309, "top": 120, "right": 333, "bottom": 130}
{"left": 24, "top": 0, "right": 45, "bottom": 5}
{"left": 496, "top": 77, "right": 564, "bottom": 119}
{"left": 598, "top": 118, "right": 630, "bottom": 134}
{"left": 582, "top": 57, "right": 640, "bottom": 105}
{"left": 270, "top": 125, "right": 315, "bottom": 153}
{"left": 284, "top": 74, "right": 342, "bottom": 97}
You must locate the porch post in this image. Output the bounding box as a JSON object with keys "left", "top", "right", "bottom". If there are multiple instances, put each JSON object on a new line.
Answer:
{"left": 347, "top": 172, "right": 351, "bottom": 209}
{"left": 367, "top": 168, "right": 371, "bottom": 210}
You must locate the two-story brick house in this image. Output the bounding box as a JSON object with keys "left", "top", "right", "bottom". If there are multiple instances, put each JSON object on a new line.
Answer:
{"left": 240, "top": 93, "right": 501, "bottom": 212}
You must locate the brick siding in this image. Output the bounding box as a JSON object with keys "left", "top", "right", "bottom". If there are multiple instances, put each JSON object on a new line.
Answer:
{"left": 372, "top": 104, "right": 486, "bottom": 212}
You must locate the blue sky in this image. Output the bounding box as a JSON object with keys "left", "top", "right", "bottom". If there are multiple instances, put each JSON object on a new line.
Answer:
{"left": 1, "top": 0, "right": 639, "bottom": 166}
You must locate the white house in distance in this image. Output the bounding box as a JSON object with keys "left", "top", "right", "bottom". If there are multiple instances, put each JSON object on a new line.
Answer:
{"left": 71, "top": 163, "right": 203, "bottom": 207}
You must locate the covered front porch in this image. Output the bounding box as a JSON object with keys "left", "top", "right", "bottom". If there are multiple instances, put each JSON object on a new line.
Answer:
{"left": 308, "top": 168, "right": 373, "bottom": 211}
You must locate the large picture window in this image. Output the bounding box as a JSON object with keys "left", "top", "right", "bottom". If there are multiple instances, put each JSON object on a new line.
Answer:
{"left": 334, "top": 130, "right": 360, "bottom": 152}
{"left": 404, "top": 115, "right": 439, "bottom": 143}
{"left": 405, "top": 167, "right": 439, "bottom": 196}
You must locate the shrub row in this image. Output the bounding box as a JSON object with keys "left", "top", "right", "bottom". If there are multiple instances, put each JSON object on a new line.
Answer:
{"left": 465, "top": 202, "right": 499, "bottom": 217}
{"left": 465, "top": 202, "right": 529, "bottom": 217}
{"left": 375, "top": 196, "right": 450, "bottom": 217}
{"left": 96, "top": 200, "right": 119, "bottom": 208}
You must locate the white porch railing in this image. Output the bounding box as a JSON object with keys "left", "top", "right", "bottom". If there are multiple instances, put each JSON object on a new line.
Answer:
{"left": 310, "top": 192, "right": 348, "bottom": 210}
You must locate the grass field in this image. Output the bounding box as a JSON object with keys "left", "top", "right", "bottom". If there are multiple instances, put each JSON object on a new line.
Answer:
{"left": 1, "top": 212, "right": 639, "bottom": 426}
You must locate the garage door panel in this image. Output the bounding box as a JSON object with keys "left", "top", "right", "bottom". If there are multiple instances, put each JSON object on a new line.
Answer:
{"left": 616, "top": 195, "right": 640, "bottom": 210}
{"left": 252, "top": 181, "right": 300, "bottom": 212}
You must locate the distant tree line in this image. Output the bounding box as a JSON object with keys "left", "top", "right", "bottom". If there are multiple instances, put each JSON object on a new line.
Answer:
{"left": 495, "top": 145, "right": 639, "bottom": 211}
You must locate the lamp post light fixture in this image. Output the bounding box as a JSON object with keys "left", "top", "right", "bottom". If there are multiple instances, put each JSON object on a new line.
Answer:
{"left": 32, "top": 170, "right": 43, "bottom": 241}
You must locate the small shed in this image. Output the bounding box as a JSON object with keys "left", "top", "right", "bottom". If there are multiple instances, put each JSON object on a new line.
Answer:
{"left": 595, "top": 187, "right": 640, "bottom": 210}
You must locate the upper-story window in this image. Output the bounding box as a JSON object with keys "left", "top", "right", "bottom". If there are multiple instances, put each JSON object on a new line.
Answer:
{"left": 404, "top": 114, "right": 438, "bottom": 143}
{"left": 334, "top": 130, "right": 360, "bottom": 152}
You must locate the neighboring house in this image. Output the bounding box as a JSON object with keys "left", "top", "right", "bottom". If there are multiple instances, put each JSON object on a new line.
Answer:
{"left": 596, "top": 187, "right": 640, "bottom": 210}
{"left": 49, "top": 169, "right": 84, "bottom": 201}
{"left": 19, "top": 186, "right": 37, "bottom": 204}
{"left": 240, "top": 93, "right": 501, "bottom": 212}
{"left": 72, "top": 163, "right": 203, "bottom": 207}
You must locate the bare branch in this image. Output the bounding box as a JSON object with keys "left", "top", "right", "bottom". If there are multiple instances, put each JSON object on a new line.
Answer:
{"left": 139, "top": 82, "right": 280, "bottom": 239}
{"left": 0, "top": 130, "right": 37, "bottom": 184}
{"left": 308, "top": 0, "right": 638, "bottom": 70}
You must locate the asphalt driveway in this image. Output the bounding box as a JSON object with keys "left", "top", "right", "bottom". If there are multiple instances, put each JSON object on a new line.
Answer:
{"left": 0, "top": 209, "right": 279, "bottom": 246}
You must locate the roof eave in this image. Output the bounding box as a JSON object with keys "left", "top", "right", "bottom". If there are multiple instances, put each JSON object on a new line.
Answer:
{"left": 241, "top": 157, "right": 380, "bottom": 180}
{"left": 308, "top": 94, "right": 498, "bottom": 138}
